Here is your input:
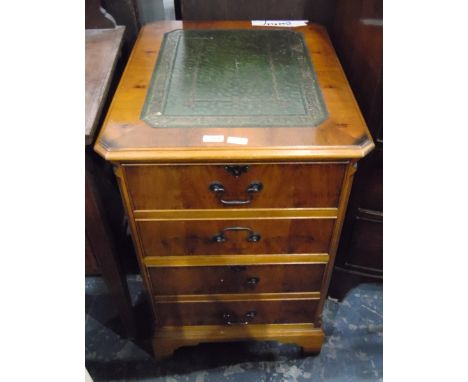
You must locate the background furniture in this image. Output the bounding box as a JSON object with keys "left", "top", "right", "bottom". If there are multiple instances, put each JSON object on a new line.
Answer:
{"left": 85, "top": 23, "right": 137, "bottom": 337}
{"left": 86, "top": 0, "right": 140, "bottom": 62}
{"left": 328, "top": 0, "right": 383, "bottom": 298}
{"left": 176, "top": 0, "right": 336, "bottom": 30}
{"left": 94, "top": 21, "right": 374, "bottom": 359}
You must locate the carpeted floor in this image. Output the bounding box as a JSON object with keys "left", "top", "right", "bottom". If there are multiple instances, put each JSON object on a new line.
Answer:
{"left": 86, "top": 276, "right": 382, "bottom": 381}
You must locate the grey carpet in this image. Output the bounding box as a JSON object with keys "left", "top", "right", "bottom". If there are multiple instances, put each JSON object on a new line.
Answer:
{"left": 86, "top": 276, "right": 382, "bottom": 381}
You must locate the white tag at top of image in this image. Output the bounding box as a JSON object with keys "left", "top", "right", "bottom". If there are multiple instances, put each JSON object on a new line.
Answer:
{"left": 251, "top": 20, "right": 308, "bottom": 27}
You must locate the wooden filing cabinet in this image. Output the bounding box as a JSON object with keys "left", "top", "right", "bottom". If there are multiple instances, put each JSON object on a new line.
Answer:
{"left": 94, "top": 21, "right": 374, "bottom": 359}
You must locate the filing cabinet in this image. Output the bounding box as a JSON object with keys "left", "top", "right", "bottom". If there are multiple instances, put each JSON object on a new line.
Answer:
{"left": 95, "top": 21, "right": 374, "bottom": 359}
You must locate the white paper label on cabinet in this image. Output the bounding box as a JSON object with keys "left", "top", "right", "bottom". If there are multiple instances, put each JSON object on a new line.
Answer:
{"left": 202, "top": 135, "right": 224, "bottom": 143}
{"left": 227, "top": 136, "right": 249, "bottom": 145}
{"left": 251, "top": 20, "right": 308, "bottom": 27}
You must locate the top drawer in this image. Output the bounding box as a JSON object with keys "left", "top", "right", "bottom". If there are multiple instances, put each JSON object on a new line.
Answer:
{"left": 124, "top": 163, "right": 346, "bottom": 210}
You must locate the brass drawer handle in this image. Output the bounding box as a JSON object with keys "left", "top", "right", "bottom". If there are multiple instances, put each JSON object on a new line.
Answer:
{"left": 212, "top": 227, "right": 261, "bottom": 243}
{"left": 209, "top": 181, "right": 263, "bottom": 205}
{"left": 222, "top": 310, "right": 257, "bottom": 325}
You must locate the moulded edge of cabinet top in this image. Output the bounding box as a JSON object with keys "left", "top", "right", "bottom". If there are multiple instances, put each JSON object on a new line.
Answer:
{"left": 94, "top": 21, "right": 374, "bottom": 162}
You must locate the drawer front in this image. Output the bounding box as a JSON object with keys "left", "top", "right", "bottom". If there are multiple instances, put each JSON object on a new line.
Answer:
{"left": 155, "top": 299, "right": 319, "bottom": 326}
{"left": 138, "top": 219, "right": 334, "bottom": 256}
{"left": 124, "top": 163, "right": 345, "bottom": 210}
{"left": 149, "top": 264, "right": 326, "bottom": 295}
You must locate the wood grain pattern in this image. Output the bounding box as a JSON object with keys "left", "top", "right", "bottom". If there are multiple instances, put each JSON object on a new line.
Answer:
{"left": 124, "top": 163, "right": 346, "bottom": 210}
{"left": 113, "top": 165, "right": 159, "bottom": 320}
{"left": 143, "top": 253, "right": 330, "bottom": 267}
{"left": 94, "top": 21, "right": 374, "bottom": 162}
{"left": 97, "top": 21, "right": 374, "bottom": 359}
{"left": 149, "top": 263, "right": 326, "bottom": 295}
{"left": 154, "top": 292, "right": 321, "bottom": 303}
{"left": 315, "top": 161, "right": 356, "bottom": 324}
{"left": 154, "top": 298, "right": 319, "bottom": 326}
{"left": 152, "top": 323, "right": 324, "bottom": 359}
{"left": 137, "top": 218, "right": 335, "bottom": 256}
{"left": 134, "top": 208, "right": 338, "bottom": 221}
{"left": 85, "top": 26, "right": 125, "bottom": 144}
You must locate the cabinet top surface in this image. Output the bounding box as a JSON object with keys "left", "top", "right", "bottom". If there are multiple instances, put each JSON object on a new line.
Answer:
{"left": 141, "top": 29, "right": 328, "bottom": 129}
{"left": 95, "top": 21, "right": 374, "bottom": 162}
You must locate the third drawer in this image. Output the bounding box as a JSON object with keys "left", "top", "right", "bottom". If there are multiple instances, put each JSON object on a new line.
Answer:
{"left": 148, "top": 263, "right": 326, "bottom": 295}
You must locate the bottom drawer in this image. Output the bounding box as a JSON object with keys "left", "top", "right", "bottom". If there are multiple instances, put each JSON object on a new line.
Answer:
{"left": 155, "top": 298, "right": 319, "bottom": 326}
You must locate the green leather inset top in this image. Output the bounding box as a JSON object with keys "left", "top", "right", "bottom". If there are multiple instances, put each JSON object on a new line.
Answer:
{"left": 141, "top": 29, "right": 328, "bottom": 128}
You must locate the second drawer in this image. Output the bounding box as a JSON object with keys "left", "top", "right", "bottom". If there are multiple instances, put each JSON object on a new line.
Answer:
{"left": 137, "top": 218, "right": 335, "bottom": 256}
{"left": 149, "top": 263, "right": 326, "bottom": 295}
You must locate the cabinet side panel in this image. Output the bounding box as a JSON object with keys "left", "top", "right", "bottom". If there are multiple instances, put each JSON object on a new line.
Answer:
{"left": 315, "top": 161, "right": 356, "bottom": 325}
{"left": 114, "top": 165, "right": 158, "bottom": 321}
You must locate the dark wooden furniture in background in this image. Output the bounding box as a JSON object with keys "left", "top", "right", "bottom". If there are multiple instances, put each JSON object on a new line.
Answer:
{"left": 328, "top": 0, "right": 383, "bottom": 298}
{"left": 94, "top": 21, "right": 374, "bottom": 359}
{"left": 86, "top": 0, "right": 140, "bottom": 60}
{"left": 177, "top": 0, "right": 336, "bottom": 30}
{"left": 101, "top": 0, "right": 140, "bottom": 56}
{"left": 85, "top": 24, "right": 137, "bottom": 337}
{"left": 85, "top": 0, "right": 115, "bottom": 29}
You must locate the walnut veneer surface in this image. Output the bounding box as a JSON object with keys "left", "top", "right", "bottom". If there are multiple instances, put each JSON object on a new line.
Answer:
{"left": 95, "top": 21, "right": 374, "bottom": 360}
